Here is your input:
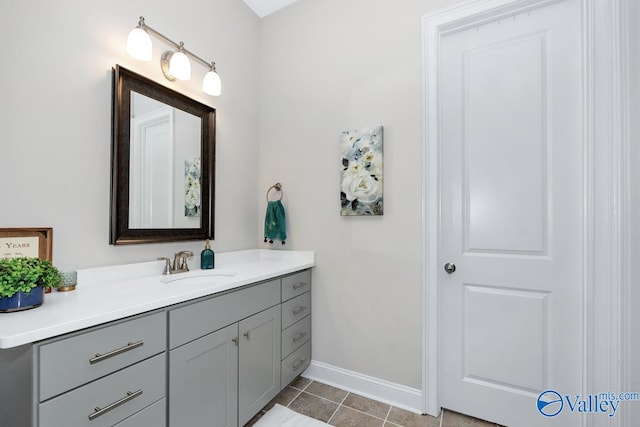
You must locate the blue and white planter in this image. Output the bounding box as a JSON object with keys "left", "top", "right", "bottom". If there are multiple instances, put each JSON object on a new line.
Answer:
{"left": 0, "top": 287, "right": 45, "bottom": 312}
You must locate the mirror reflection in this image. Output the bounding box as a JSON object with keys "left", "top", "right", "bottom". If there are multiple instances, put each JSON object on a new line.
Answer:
{"left": 129, "top": 92, "right": 201, "bottom": 229}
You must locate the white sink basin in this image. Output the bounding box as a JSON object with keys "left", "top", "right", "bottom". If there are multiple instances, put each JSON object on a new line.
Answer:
{"left": 160, "top": 270, "right": 237, "bottom": 285}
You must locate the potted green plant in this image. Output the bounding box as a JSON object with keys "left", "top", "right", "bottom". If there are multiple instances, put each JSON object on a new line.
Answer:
{"left": 0, "top": 257, "right": 62, "bottom": 312}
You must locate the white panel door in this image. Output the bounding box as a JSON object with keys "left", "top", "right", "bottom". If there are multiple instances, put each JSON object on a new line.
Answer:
{"left": 129, "top": 108, "right": 174, "bottom": 228}
{"left": 439, "top": 1, "right": 583, "bottom": 426}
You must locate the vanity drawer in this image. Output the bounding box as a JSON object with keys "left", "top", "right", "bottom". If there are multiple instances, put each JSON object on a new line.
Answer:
{"left": 39, "top": 353, "right": 166, "bottom": 427}
{"left": 282, "top": 292, "right": 311, "bottom": 330}
{"left": 114, "top": 398, "right": 166, "bottom": 427}
{"left": 281, "top": 269, "right": 311, "bottom": 301}
{"left": 39, "top": 311, "right": 166, "bottom": 401}
{"left": 281, "top": 341, "right": 311, "bottom": 387}
{"left": 170, "top": 279, "right": 280, "bottom": 349}
{"left": 282, "top": 315, "right": 311, "bottom": 359}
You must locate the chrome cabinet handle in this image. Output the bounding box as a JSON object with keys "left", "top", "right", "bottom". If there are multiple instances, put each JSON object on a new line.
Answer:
{"left": 232, "top": 337, "right": 239, "bottom": 346}
{"left": 89, "top": 341, "right": 144, "bottom": 365}
{"left": 243, "top": 331, "right": 251, "bottom": 340}
{"left": 293, "top": 282, "right": 308, "bottom": 290}
{"left": 293, "top": 306, "right": 308, "bottom": 316}
{"left": 88, "top": 389, "right": 143, "bottom": 420}
{"left": 293, "top": 359, "right": 307, "bottom": 371}
{"left": 292, "top": 331, "right": 308, "bottom": 343}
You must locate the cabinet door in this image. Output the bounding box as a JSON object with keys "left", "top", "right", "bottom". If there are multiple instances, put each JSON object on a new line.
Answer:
{"left": 238, "top": 305, "right": 281, "bottom": 426}
{"left": 169, "top": 324, "right": 238, "bottom": 427}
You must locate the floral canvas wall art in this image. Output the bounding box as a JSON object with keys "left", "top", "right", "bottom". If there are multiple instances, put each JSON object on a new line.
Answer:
{"left": 340, "top": 126, "right": 383, "bottom": 216}
{"left": 185, "top": 158, "right": 201, "bottom": 217}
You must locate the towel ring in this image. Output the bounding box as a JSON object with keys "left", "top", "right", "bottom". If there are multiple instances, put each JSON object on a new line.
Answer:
{"left": 266, "top": 183, "right": 283, "bottom": 201}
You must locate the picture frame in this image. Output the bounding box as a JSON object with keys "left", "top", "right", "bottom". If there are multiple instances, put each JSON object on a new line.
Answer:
{"left": 340, "top": 126, "right": 384, "bottom": 216}
{"left": 0, "top": 228, "right": 53, "bottom": 261}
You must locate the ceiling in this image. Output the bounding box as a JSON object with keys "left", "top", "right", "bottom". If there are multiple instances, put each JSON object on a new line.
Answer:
{"left": 242, "top": 0, "right": 301, "bottom": 18}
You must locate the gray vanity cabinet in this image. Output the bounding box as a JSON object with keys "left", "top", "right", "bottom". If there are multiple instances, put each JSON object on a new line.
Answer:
{"left": 169, "top": 324, "right": 239, "bottom": 427}
{"left": 0, "top": 268, "right": 312, "bottom": 427}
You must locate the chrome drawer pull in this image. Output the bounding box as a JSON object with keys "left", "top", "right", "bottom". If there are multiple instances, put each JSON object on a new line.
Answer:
{"left": 292, "top": 331, "right": 308, "bottom": 343}
{"left": 88, "top": 389, "right": 143, "bottom": 420}
{"left": 89, "top": 340, "right": 144, "bottom": 365}
{"left": 293, "top": 282, "right": 308, "bottom": 290}
{"left": 292, "top": 306, "right": 308, "bottom": 316}
{"left": 293, "top": 359, "right": 307, "bottom": 371}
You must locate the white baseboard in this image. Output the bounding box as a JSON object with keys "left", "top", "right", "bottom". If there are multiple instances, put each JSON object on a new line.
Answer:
{"left": 301, "top": 360, "right": 424, "bottom": 414}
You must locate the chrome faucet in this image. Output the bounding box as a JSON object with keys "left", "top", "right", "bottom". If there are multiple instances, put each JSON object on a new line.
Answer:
{"left": 158, "top": 251, "right": 194, "bottom": 275}
{"left": 172, "top": 251, "right": 193, "bottom": 273}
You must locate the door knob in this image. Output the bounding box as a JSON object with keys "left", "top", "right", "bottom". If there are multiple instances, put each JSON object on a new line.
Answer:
{"left": 444, "top": 263, "right": 456, "bottom": 274}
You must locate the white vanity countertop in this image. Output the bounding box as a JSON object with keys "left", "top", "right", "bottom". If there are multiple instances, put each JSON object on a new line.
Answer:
{"left": 0, "top": 249, "right": 314, "bottom": 349}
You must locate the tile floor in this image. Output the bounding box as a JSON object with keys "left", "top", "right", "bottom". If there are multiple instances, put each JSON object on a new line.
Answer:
{"left": 245, "top": 377, "right": 503, "bottom": 427}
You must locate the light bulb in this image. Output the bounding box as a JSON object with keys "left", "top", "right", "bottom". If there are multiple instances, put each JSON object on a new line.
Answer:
{"left": 202, "top": 69, "right": 222, "bottom": 96}
{"left": 169, "top": 48, "right": 191, "bottom": 80}
{"left": 126, "top": 27, "right": 152, "bottom": 61}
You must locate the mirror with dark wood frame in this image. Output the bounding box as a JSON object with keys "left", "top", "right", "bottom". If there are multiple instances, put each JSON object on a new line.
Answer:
{"left": 110, "top": 65, "right": 215, "bottom": 244}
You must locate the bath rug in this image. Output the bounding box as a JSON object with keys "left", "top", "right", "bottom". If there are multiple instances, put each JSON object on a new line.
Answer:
{"left": 253, "top": 404, "right": 329, "bottom": 427}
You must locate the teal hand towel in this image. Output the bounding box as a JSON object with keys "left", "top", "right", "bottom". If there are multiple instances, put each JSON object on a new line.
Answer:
{"left": 264, "top": 200, "right": 287, "bottom": 244}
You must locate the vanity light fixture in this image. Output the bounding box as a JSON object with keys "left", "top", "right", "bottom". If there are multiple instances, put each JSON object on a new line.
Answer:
{"left": 202, "top": 63, "right": 222, "bottom": 96}
{"left": 162, "top": 42, "right": 191, "bottom": 81}
{"left": 126, "top": 16, "right": 221, "bottom": 95}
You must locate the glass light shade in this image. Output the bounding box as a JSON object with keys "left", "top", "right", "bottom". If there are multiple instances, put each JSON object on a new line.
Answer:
{"left": 169, "top": 51, "right": 191, "bottom": 80}
{"left": 126, "top": 27, "right": 152, "bottom": 61}
{"left": 202, "top": 70, "right": 222, "bottom": 96}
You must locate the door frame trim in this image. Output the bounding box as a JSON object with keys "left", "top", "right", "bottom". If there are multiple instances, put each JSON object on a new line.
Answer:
{"left": 421, "top": 1, "right": 630, "bottom": 424}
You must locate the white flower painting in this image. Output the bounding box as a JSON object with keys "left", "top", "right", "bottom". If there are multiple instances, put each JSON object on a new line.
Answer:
{"left": 340, "top": 126, "right": 383, "bottom": 216}
{"left": 185, "top": 158, "right": 201, "bottom": 217}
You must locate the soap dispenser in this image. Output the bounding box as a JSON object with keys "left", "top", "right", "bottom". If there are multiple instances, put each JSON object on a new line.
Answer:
{"left": 201, "top": 240, "right": 215, "bottom": 269}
